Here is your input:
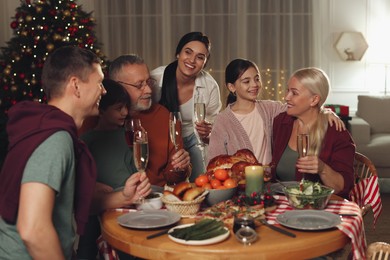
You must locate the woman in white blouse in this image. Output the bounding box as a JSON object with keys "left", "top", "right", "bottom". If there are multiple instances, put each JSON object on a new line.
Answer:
{"left": 151, "top": 32, "right": 222, "bottom": 181}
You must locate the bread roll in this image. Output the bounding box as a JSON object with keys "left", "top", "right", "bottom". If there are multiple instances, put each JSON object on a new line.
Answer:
{"left": 163, "top": 190, "right": 182, "bottom": 202}
{"left": 172, "top": 182, "right": 193, "bottom": 197}
{"left": 182, "top": 187, "right": 205, "bottom": 201}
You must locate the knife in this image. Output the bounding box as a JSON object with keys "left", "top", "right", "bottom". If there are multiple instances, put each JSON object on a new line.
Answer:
{"left": 260, "top": 219, "right": 296, "bottom": 238}
{"left": 146, "top": 229, "right": 170, "bottom": 239}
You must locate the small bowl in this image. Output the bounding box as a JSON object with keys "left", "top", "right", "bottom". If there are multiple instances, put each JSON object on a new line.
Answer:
{"left": 136, "top": 192, "right": 163, "bottom": 210}
{"left": 205, "top": 186, "right": 237, "bottom": 206}
{"left": 283, "top": 184, "right": 334, "bottom": 210}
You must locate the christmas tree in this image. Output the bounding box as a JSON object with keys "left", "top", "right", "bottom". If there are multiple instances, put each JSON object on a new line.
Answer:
{"left": 0, "top": 0, "right": 109, "bottom": 113}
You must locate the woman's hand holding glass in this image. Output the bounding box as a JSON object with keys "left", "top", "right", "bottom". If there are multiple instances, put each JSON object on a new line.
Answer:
{"left": 296, "top": 120, "right": 326, "bottom": 177}
{"left": 296, "top": 156, "right": 326, "bottom": 175}
{"left": 194, "top": 120, "right": 212, "bottom": 144}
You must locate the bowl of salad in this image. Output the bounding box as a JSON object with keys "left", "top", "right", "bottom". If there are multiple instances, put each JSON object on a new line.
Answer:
{"left": 283, "top": 180, "right": 334, "bottom": 210}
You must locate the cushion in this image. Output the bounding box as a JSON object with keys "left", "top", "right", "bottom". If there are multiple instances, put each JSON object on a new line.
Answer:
{"left": 356, "top": 96, "right": 390, "bottom": 134}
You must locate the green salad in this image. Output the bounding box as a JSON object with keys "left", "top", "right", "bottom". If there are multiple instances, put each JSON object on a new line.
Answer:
{"left": 284, "top": 180, "right": 333, "bottom": 209}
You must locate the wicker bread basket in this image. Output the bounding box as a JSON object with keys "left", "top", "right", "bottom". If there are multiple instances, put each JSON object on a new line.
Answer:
{"left": 161, "top": 195, "right": 206, "bottom": 216}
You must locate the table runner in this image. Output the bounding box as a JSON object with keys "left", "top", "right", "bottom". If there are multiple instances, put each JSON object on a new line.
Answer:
{"left": 266, "top": 195, "right": 366, "bottom": 260}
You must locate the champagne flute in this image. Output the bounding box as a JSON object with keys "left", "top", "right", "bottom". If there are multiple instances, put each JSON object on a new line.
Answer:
{"left": 297, "top": 121, "right": 309, "bottom": 182}
{"left": 169, "top": 112, "right": 185, "bottom": 174}
{"left": 194, "top": 86, "right": 206, "bottom": 148}
{"left": 297, "top": 133, "right": 309, "bottom": 158}
{"left": 133, "top": 128, "right": 149, "bottom": 204}
{"left": 169, "top": 112, "right": 182, "bottom": 152}
{"left": 124, "top": 118, "right": 141, "bottom": 147}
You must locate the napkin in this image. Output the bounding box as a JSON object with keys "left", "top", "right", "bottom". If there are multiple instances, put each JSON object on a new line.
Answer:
{"left": 350, "top": 175, "right": 383, "bottom": 226}
{"left": 266, "top": 195, "right": 366, "bottom": 260}
{"left": 97, "top": 235, "right": 119, "bottom": 260}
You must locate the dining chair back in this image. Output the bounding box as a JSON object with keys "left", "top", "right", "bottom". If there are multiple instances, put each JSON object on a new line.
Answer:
{"left": 366, "top": 242, "right": 390, "bottom": 260}
{"left": 352, "top": 152, "right": 378, "bottom": 216}
{"left": 354, "top": 152, "right": 378, "bottom": 181}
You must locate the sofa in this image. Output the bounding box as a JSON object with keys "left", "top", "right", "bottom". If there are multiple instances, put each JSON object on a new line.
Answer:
{"left": 348, "top": 95, "right": 390, "bottom": 192}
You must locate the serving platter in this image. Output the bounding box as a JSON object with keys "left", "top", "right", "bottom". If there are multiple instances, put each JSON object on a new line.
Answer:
{"left": 276, "top": 210, "right": 341, "bottom": 231}
{"left": 168, "top": 223, "right": 230, "bottom": 245}
{"left": 117, "top": 210, "right": 181, "bottom": 229}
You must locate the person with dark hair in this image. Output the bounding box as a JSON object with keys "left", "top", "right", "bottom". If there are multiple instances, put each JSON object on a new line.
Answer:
{"left": 0, "top": 46, "right": 109, "bottom": 259}
{"left": 272, "top": 67, "right": 355, "bottom": 198}
{"left": 110, "top": 54, "right": 191, "bottom": 187}
{"left": 151, "top": 32, "right": 222, "bottom": 181}
{"left": 208, "top": 59, "right": 344, "bottom": 167}
{"left": 77, "top": 79, "right": 151, "bottom": 260}
{"left": 208, "top": 59, "right": 286, "bottom": 165}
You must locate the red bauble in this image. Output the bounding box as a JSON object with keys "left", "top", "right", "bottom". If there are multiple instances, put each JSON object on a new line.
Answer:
{"left": 19, "top": 73, "right": 25, "bottom": 79}
{"left": 87, "top": 37, "right": 94, "bottom": 45}
{"left": 10, "top": 21, "right": 18, "bottom": 29}
{"left": 49, "top": 9, "right": 57, "bottom": 16}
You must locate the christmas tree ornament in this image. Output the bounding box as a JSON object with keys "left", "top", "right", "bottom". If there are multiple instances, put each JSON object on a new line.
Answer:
{"left": 10, "top": 21, "right": 18, "bottom": 29}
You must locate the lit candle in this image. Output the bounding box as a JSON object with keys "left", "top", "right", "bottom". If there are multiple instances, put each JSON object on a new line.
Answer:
{"left": 245, "top": 165, "right": 264, "bottom": 196}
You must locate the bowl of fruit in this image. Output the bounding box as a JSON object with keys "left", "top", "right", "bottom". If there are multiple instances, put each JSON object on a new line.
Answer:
{"left": 195, "top": 169, "right": 238, "bottom": 206}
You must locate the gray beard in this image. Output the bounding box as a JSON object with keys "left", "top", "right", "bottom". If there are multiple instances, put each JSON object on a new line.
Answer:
{"left": 133, "top": 100, "right": 152, "bottom": 112}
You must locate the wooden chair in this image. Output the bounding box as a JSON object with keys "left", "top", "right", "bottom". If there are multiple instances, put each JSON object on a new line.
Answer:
{"left": 366, "top": 242, "right": 390, "bottom": 260}
{"left": 353, "top": 152, "right": 378, "bottom": 216}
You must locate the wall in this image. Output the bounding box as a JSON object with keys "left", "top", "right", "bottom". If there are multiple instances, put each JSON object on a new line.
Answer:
{"left": 1, "top": 0, "right": 389, "bottom": 115}
{"left": 314, "top": 0, "right": 390, "bottom": 115}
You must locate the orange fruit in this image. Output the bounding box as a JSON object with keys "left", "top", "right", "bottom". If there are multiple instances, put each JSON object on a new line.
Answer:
{"left": 202, "top": 183, "right": 212, "bottom": 190}
{"left": 223, "top": 178, "right": 238, "bottom": 188}
{"left": 195, "top": 175, "right": 209, "bottom": 187}
{"left": 216, "top": 185, "right": 227, "bottom": 190}
{"left": 214, "top": 169, "right": 229, "bottom": 181}
{"left": 210, "top": 179, "right": 222, "bottom": 189}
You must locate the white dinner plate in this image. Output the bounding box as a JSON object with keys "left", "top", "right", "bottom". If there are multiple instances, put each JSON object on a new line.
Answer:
{"left": 267, "top": 181, "right": 299, "bottom": 194}
{"left": 117, "top": 210, "right": 181, "bottom": 229}
{"left": 276, "top": 210, "right": 341, "bottom": 231}
{"left": 168, "top": 224, "right": 230, "bottom": 245}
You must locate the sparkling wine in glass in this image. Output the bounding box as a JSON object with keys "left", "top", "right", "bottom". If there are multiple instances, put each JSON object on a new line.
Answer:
{"left": 169, "top": 112, "right": 182, "bottom": 151}
{"left": 124, "top": 118, "right": 141, "bottom": 147}
{"left": 169, "top": 112, "right": 185, "bottom": 174}
{"left": 194, "top": 102, "right": 206, "bottom": 147}
{"left": 133, "top": 128, "right": 148, "bottom": 204}
{"left": 297, "top": 134, "right": 309, "bottom": 158}
{"left": 133, "top": 129, "right": 149, "bottom": 172}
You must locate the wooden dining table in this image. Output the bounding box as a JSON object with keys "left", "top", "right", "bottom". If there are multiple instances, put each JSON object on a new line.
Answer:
{"left": 100, "top": 204, "right": 351, "bottom": 259}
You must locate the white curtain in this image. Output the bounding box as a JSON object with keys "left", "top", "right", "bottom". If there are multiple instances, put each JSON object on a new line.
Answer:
{"left": 87, "top": 0, "right": 312, "bottom": 105}
{"left": 1, "top": 0, "right": 313, "bottom": 106}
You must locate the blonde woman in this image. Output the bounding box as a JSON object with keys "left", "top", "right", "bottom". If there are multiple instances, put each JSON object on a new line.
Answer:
{"left": 208, "top": 60, "right": 344, "bottom": 168}
{"left": 272, "top": 67, "right": 355, "bottom": 198}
